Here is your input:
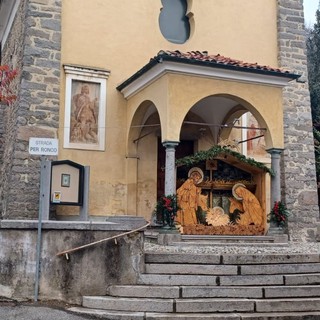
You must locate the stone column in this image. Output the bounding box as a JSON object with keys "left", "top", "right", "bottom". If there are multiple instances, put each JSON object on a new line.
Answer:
{"left": 267, "top": 148, "right": 287, "bottom": 240}
{"left": 163, "top": 141, "right": 179, "bottom": 195}
{"left": 267, "top": 148, "right": 283, "bottom": 206}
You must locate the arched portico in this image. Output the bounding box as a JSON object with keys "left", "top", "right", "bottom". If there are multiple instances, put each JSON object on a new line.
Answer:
{"left": 125, "top": 75, "right": 284, "bottom": 150}
{"left": 119, "top": 51, "right": 298, "bottom": 221}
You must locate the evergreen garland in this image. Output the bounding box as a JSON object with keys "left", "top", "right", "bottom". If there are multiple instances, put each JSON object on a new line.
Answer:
{"left": 175, "top": 145, "right": 273, "bottom": 176}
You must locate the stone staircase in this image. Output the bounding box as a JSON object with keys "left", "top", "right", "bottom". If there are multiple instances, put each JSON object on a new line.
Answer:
{"left": 68, "top": 245, "right": 320, "bottom": 319}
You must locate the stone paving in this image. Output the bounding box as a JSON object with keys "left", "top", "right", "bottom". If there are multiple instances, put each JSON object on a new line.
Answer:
{"left": 0, "top": 301, "right": 94, "bottom": 320}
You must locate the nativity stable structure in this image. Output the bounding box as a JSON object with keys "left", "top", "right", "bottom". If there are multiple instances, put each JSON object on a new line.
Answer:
{"left": 0, "top": 0, "right": 319, "bottom": 242}
{"left": 173, "top": 146, "right": 271, "bottom": 236}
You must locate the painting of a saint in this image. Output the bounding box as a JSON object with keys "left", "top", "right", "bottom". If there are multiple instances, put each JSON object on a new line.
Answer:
{"left": 246, "top": 113, "right": 267, "bottom": 159}
{"left": 70, "top": 81, "right": 100, "bottom": 144}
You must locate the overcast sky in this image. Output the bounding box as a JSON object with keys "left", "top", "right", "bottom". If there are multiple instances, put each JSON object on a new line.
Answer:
{"left": 304, "top": 0, "right": 319, "bottom": 27}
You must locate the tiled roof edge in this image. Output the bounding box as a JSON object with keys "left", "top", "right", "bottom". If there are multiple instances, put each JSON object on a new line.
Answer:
{"left": 117, "top": 50, "right": 300, "bottom": 91}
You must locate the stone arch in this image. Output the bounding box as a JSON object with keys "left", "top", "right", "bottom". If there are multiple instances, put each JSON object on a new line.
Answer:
{"left": 176, "top": 93, "right": 274, "bottom": 151}
{"left": 126, "top": 99, "right": 161, "bottom": 219}
{"left": 218, "top": 95, "right": 272, "bottom": 150}
{"left": 127, "top": 100, "right": 161, "bottom": 156}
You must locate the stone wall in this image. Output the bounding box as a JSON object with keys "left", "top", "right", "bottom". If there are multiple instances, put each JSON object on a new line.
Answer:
{"left": 278, "top": 0, "right": 320, "bottom": 241}
{"left": 0, "top": 222, "right": 144, "bottom": 304}
{"left": 0, "top": 0, "right": 27, "bottom": 218}
{"left": 1, "top": 0, "right": 319, "bottom": 239}
{"left": 0, "top": 0, "right": 61, "bottom": 219}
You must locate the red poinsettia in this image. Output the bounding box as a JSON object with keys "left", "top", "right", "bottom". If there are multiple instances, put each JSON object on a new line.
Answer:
{"left": 155, "top": 194, "right": 179, "bottom": 227}
{"left": 268, "top": 201, "right": 290, "bottom": 228}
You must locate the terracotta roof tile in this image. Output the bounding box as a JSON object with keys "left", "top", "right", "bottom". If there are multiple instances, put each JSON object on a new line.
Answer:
{"left": 154, "top": 50, "right": 292, "bottom": 75}
{"left": 117, "top": 50, "right": 300, "bottom": 92}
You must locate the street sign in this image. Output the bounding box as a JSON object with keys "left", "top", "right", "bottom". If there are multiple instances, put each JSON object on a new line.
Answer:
{"left": 29, "top": 138, "right": 59, "bottom": 156}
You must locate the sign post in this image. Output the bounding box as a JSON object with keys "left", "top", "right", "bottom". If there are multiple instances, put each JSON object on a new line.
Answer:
{"left": 29, "top": 138, "right": 58, "bottom": 302}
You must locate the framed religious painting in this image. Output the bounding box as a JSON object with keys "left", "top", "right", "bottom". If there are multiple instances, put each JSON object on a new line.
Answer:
{"left": 63, "top": 65, "right": 110, "bottom": 151}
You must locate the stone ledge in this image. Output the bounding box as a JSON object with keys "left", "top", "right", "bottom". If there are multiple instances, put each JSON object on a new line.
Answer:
{"left": 0, "top": 219, "right": 147, "bottom": 231}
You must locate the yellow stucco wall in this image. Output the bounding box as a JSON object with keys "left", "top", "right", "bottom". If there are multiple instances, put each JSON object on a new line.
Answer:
{"left": 126, "top": 74, "right": 284, "bottom": 148}
{"left": 59, "top": 0, "right": 280, "bottom": 217}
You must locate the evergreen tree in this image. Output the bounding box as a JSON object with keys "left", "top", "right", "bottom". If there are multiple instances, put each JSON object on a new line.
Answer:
{"left": 307, "top": 9, "right": 320, "bottom": 178}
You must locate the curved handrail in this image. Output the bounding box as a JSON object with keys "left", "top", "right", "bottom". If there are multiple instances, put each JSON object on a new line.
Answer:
{"left": 56, "top": 221, "right": 151, "bottom": 258}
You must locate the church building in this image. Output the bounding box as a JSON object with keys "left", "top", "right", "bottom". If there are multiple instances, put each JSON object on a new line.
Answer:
{"left": 0, "top": 0, "right": 319, "bottom": 242}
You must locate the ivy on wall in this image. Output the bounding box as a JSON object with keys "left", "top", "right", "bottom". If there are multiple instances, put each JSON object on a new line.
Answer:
{"left": 0, "top": 65, "right": 17, "bottom": 105}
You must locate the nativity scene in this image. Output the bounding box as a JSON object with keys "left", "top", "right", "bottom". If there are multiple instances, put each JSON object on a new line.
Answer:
{"left": 170, "top": 146, "right": 270, "bottom": 236}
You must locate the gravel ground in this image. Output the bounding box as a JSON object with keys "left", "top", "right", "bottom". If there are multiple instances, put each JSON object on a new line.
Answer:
{"left": 144, "top": 240, "right": 320, "bottom": 255}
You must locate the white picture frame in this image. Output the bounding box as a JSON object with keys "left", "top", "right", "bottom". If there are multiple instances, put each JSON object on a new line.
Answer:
{"left": 63, "top": 65, "right": 110, "bottom": 151}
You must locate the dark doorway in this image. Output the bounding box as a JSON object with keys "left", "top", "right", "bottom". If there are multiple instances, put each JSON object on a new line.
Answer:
{"left": 157, "top": 138, "right": 194, "bottom": 199}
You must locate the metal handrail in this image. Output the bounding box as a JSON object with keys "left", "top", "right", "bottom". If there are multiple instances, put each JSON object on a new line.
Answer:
{"left": 56, "top": 221, "right": 151, "bottom": 258}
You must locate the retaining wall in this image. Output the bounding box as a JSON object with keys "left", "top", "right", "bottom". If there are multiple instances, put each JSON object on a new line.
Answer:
{"left": 0, "top": 221, "right": 144, "bottom": 304}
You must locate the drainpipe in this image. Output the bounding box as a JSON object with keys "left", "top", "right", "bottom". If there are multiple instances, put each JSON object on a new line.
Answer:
{"left": 34, "top": 156, "right": 47, "bottom": 302}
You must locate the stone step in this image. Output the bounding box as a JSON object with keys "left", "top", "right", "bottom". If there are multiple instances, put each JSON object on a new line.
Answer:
{"left": 78, "top": 250, "right": 320, "bottom": 319}
{"left": 69, "top": 308, "right": 320, "bottom": 320}
{"left": 82, "top": 297, "right": 255, "bottom": 313}
{"left": 181, "top": 235, "right": 277, "bottom": 243}
{"left": 264, "top": 285, "right": 320, "bottom": 298}
{"left": 240, "top": 263, "right": 320, "bottom": 275}
{"left": 68, "top": 306, "right": 145, "bottom": 320}
{"left": 137, "top": 274, "right": 218, "bottom": 286}
{"left": 181, "top": 286, "right": 263, "bottom": 298}
{"left": 174, "top": 298, "right": 254, "bottom": 313}
{"left": 145, "top": 262, "right": 320, "bottom": 275}
{"left": 175, "top": 298, "right": 320, "bottom": 313}
{"left": 169, "top": 241, "right": 289, "bottom": 247}
{"left": 147, "top": 312, "right": 320, "bottom": 320}
{"left": 109, "top": 285, "right": 260, "bottom": 299}
{"left": 285, "top": 273, "right": 320, "bottom": 285}
{"left": 141, "top": 273, "right": 320, "bottom": 286}
{"left": 145, "top": 231, "right": 289, "bottom": 245}
{"left": 146, "top": 313, "right": 240, "bottom": 319}
{"left": 138, "top": 273, "right": 284, "bottom": 286}
{"left": 255, "top": 298, "right": 320, "bottom": 312}
{"left": 107, "top": 284, "right": 320, "bottom": 299}
{"left": 145, "top": 263, "right": 238, "bottom": 275}
{"left": 219, "top": 274, "right": 284, "bottom": 286}
{"left": 238, "top": 312, "right": 320, "bottom": 320}
{"left": 221, "top": 254, "right": 320, "bottom": 265}
{"left": 145, "top": 253, "right": 320, "bottom": 265}
{"left": 82, "top": 296, "right": 174, "bottom": 313}
{"left": 82, "top": 296, "right": 320, "bottom": 314}
{"left": 145, "top": 253, "right": 221, "bottom": 264}
{"left": 107, "top": 285, "right": 180, "bottom": 298}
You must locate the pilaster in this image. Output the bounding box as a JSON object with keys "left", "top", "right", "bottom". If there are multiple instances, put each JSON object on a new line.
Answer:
{"left": 0, "top": 0, "right": 62, "bottom": 219}
{"left": 278, "top": 0, "right": 319, "bottom": 241}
